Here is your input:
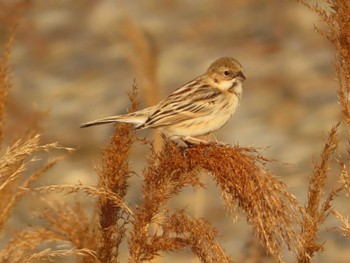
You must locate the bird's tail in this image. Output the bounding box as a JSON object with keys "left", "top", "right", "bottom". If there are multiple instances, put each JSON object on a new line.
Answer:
{"left": 80, "top": 110, "right": 149, "bottom": 128}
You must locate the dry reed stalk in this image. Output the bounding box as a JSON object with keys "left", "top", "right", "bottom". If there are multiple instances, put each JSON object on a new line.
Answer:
{"left": 297, "top": 0, "right": 350, "bottom": 125}
{"left": 1, "top": 201, "right": 94, "bottom": 262}
{"left": 19, "top": 248, "right": 96, "bottom": 263}
{"left": 35, "top": 184, "right": 133, "bottom": 217}
{"left": 180, "top": 143, "right": 301, "bottom": 262}
{"left": 37, "top": 200, "right": 99, "bottom": 263}
{"left": 297, "top": 125, "right": 339, "bottom": 262}
{"left": 0, "top": 121, "right": 68, "bottom": 235}
{"left": 128, "top": 140, "right": 301, "bottom": 262}
{"left": 0, "top": 24, "right": 76, "bottom": 263}
{"left": 0, "top": 156, "right": 61, "bottom": 228}
{"left": 94, "top": 84, "right": 138, "bottom": 262}
{"left": 332, "top": 210, "right": 350, "bottom": 238}
{"left": 339, "top": 160, "right": 350, "bottom": 196}
{"left": 0, "top": 228, "right": 64, "bottom": 262}
{"left": 128, "top": 141, "right": 204, "bottom": 262}
{"left": 119, "top": 16, "right": 163, "bottom": 150}
{"left": 297, "top": 2, "right": 350, "bottom": 260}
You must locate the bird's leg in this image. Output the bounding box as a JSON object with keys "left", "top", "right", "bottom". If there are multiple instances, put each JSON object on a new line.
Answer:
{"left": 210, "top": 134, "right": 226, "bottom": 147}
{"left": 183, "top": 139, "right": 196, "bottom": 148}
{"left": 183, "top": 136, "right": 212, "bottom": 145}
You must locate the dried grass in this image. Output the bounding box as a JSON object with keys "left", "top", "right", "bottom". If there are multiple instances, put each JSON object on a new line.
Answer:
{"left": 29, "top": 89, "right": 302, "bottom": 262}
{"left": 332, "top": 210, "right": 350, "bottom": 239}
{"left": 339, "top": 159, "right": 350, "bottom": 197}
{"left": 127, "top": 141, "right": 301, "bottom": 262}
{"left": 297, "top": 0, "right": 350, "bottom": 126}
{"left": 0, "top": 22, "right": 74, "bottom": 263}
{"left": 297, "top": 125, "right": 340, "bottom": 262}
{"left": 2, "top": 1, "right": 350, "bottom": 262}
{"left": 296, "top": 1, "right": 350, "bottom": 262}
{"left": 20, "top": 248, "right": 95, "bottom": 263}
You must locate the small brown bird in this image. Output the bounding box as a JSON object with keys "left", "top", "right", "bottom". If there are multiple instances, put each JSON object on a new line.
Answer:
{"left": 80, "top": 57, "right": 246, "bottom": 143}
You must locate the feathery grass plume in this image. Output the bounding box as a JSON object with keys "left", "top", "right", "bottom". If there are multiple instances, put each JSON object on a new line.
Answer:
{"left": 339, "top": 159, "right": 350, "bottom": 196}
{"left": 128, "top": 141, "right": 204, "bottom": 262}
{"left": 297, "top": 0, "right": 350, "bottom": 124}
{"left": 333, "top": 153, "right": 350, "bottom": 242}
{"left": 296, "top": 1, "right": 350, "bottom": 261}
{"left": 20, "top": 248, "right": 96, "bottom": 263}
{"left": 181, "top": 143, "right": 301, "bottom": 262}
{"left": 332, "top": 209, "right": 350, "bottom": 239}
{"left": 0, "top": 133, "right": 66, "bottom": 229}
{"left": 129, "top": 140, "right": 300, "bottom": 262}
{"left": 38, "top": 201, "right": 98, "bottom": 254}
{"left": 34, "top": 184, "right": 133, "bottom": 217}
{"left": 297, "top": 125, "right": 339, "bottom": 263}
{"left": 0, "top": 154, "right": 61, "bottom": 231}
{"left": 0, "top": 135, "right": 74, "bottom": 262}
{"left": 29, "top": 85, "right": 138, "bottom": 262}
{"left": 158, "top": 210, "right": 232, "bottom": 263}
{"left": 0, "top": 228, "right": 64, "bottom": 262}
{"left": 94, "top": 83, "right": 138, "bottom": 262}
{"left": 0, "top": 24, "right": 75, "bottom": 263}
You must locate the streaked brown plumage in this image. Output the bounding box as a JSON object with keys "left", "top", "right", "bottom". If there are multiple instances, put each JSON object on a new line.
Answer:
{"left": 80, "top": 57, "right": 246, "bottom": 142}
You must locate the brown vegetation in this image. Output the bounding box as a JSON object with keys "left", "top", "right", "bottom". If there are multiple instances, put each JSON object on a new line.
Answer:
{"left": 1, "top": 0, "right": 350, "bottom": 262}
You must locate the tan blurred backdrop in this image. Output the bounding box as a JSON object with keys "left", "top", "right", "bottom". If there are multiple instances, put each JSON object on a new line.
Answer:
{"left": 2, "top": 0, "right": 348, "bottom": 262}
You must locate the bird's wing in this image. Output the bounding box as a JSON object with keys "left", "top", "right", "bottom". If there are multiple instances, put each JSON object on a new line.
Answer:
{"left": 138, "top": 84, "right": 222, "bottom": 129}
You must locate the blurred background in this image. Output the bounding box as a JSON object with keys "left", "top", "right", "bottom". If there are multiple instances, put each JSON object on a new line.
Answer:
{"left": 2, "top": 0, "right": 349, "bottom": 262}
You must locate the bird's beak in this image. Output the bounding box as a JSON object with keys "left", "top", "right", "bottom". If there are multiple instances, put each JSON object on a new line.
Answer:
{"left": 236, "top": 71, "right": 246, "bottom": 81}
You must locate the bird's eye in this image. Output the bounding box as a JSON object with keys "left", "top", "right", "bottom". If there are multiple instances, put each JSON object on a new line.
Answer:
{"left": 223, "top": 71, "right": 230, "bottom": 76}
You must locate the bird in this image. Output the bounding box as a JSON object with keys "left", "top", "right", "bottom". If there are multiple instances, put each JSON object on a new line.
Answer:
{"left": 80, "top": 57, "right": 246, "bottom": 144}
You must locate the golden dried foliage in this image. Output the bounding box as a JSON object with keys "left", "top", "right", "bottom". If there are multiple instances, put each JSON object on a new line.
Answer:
{"left": 39, "top": 201, "right": 97, "bottom": 253}
{"left": 20, "top": 248, "right": 95, "bottom": 263}
{"left": 0, "top": 224, "right": 95, "bottom": 262}
{"left": 295, "top": 1, "right": 350, "bottom": 261}
{"left": 0, "top": 228, "right": 64, "bottom": 262}
{"left": 339, "top": 159, "right": 350, "bottom": 197}
{"left": 159, "top": 210, "right": 231, "bottom": 262}
{"left": 332, "top": 209, "right": 350, "bottom": 239}
{"left": 32, "top": 88, "right": 302, "bottom": 262}
{"left": 128, "top": 141, "right": 301, "bottom": 262}
{"left": 297, "top": 0, "right": 350, "bottom": 124}
{"left": 94, "top": 84, "right": 138, "bottom": 262}
{"left": 0, "top": 25, "right": 74, "bottom": 263}
{"left": 297, "top": 125, "right": 340, "bottom": 262}
{"left": 3, "top": 1, "right": 350, "bottom": 262}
